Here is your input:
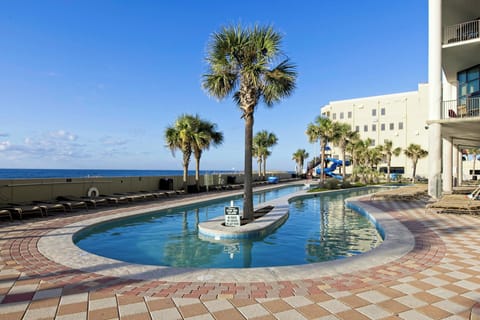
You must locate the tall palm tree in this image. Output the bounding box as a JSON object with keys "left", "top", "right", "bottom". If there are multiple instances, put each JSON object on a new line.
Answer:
{"left": 202, "top": 24, "right": 297, "bottom": 220}
{"left": 306, "top": 116, "right": 339, "bottom": 182}
{"left": 404, "top": 143, "right": 428, "bottom": 183}
{"left": 254, "top": 130, "right": 278, "bottom": 178}
{"left": 165, "top": 114, "right": 197, "bottom": 191}
{"left": 191, "top": 115, "right": 224, "bottom": 191}
{"left": 380, "top": 140, "right": 402, "bottom": 182}
{"left": 292, "top": 149, "right": 309, "bottom": 176}
{"left": 332, "top": 123, "right": 358, "bottom": 180}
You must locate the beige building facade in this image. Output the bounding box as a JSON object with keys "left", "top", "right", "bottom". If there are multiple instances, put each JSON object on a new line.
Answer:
{"left": 320, "top": 85, "right": 430, "bottom": 179}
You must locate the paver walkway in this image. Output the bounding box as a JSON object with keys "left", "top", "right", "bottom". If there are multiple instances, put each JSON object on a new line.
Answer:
{"left": 1, "top": 191, "right": 480, "bottom": 319}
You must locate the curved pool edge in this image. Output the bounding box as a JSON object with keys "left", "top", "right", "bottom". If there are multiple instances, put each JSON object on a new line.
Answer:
{"left": 37, "top": 187, "right": 415, "bottom": 283}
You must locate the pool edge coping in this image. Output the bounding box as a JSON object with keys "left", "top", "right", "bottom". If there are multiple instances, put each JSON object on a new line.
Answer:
{"left": 37, "top": 187, "right": 415, "bottom": 283}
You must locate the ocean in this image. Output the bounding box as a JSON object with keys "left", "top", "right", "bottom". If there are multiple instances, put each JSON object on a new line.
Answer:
{"left": 0, "top": 169, "right": 235, "bottom": 179}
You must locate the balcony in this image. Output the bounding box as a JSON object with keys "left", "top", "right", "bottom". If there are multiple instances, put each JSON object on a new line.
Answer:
{"left": 442, "top": 97, "right": 480, "bottom": 119}
{"left": 443, "top": 19, "right": 480, "bottom": 45}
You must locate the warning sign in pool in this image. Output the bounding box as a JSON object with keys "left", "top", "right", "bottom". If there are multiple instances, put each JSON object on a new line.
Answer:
{"left": 224, "top": 206, "right": 241, "bottom": 227}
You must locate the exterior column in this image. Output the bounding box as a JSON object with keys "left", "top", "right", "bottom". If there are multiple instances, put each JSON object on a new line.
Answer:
{"left": 459, "top": 152, "right": 464, "bottom": 185}
{"left": 452, "top": 144, "right": 458, "bottom": 187}
{"left": 428, "top": 0, "right": 443, "bottom": 198}
{"left": 442, "top": 138, "right": 453, "bottom": 193}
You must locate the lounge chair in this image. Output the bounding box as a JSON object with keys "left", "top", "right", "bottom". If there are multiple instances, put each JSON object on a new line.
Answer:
{"left": 37, "top": 199, "right": 88, "bottom": 212}
{"left": 57, "top": 195, "right": 108, "bottom": 209}
{"left": 371, "top": 185, "right": 427, "bottom": 201}
{"left": 426, "top": 186, "right": 480, "bottom": 214}
{"left": 6, "top": 203, "right": 44, "bottom": 219}
{"left": 0, "top": 209, "right": 13, "bottom": 221}
{"left": 141, "top": 190, "right": 167, "bottom": 199}
{"left": 100, "top": 194, "right": 131, "bottom": 205}
{"left": 31, "top": 201, "right": 67, "bottom": 215}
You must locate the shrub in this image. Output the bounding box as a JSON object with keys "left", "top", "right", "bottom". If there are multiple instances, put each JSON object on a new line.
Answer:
{"left": 340, "top": 180, "right": 352, "bottom": 189}
{"left": 324, "top": 178, "right": 340, "bottom": 189}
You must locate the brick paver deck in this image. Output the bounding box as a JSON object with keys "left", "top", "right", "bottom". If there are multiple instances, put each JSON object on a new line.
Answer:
{"left": 1, "top": 190, "right": 479, "bottom": 319}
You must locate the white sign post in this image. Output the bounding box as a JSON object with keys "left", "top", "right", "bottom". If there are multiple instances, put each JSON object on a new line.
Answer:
{"left": 224, "top": 206, "right": 241, "bottom": 227}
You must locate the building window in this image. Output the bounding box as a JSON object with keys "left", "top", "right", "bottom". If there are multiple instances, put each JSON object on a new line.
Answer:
{"left": 370, "top": 139, "right": 375, "bottom": 146}
{"left": 372, "top": 124, "right": 376, "bottom": 132}
{"left": 340, "top": 112, "right": 344, "bottom": 119}
{"left": 381, "top": 123, "right": 385, "bottom": 131}
{"left": 381, "top": 108, "right": 386, "bottom": 116}
{"left": 372, "top": 109, "right": 376, "bottom": 116}
{"left": 347, "top": 111, "right": 352, "bottom": 119}
{"left": 398, "top": 122, "right": 404, "bottom": 130}
{"left": 364, "top": 125, "right": 368, "bottom": 132}
{"left": 389, "top": 123, "right": 394, "bottom": 130}
{"left": 332, "top": 113, "right": 336, "bottom": 120}
{"left": 458, "top": 65, "right": 480, "bottom": 103}
{"left": 355, "top": 125, "right": 359, "bottom": 132}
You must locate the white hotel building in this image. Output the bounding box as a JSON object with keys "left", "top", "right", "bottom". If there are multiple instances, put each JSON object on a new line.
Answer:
{"left": 320, "top": 85, "right": 430, "bottom": 179}
{"left": 428, "top": 0, "right": 480, "bottom": 198}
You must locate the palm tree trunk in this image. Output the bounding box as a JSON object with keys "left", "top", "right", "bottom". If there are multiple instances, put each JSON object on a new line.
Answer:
{"left": 412, "top": 160, "right": 417, "bottom": 183}
{"left": 320, "top": 142, "right": 326, "bottom": 183}
{"left": 243, "top": 114, "right": 254, "bottom": 221}
{"left": 341, "top": 149, "right": 346, "bottom": 180}
{"left": 182, "top": 152, "right": 190, "bottom": 192}
{"left": 195, "top": 157, "right": 200, "bottom": 192}
{"left": 182, "top": 164, "right": 188, "bottom": 192}
{"left": 257, "top": 159, "right": 262, "bottom": 177}
{"left": 263, "top": 156, "right": 267, "bottom": 179}
{"left": 387, "top": 156, "right": 391, "bottom": 183}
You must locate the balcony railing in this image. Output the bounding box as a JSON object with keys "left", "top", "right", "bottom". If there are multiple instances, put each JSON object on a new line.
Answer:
{"left": 442, "top": 97, "right": 480, "bottom": 119}
{"left": 443, "top": 19, "right": 480, "bottom": 45}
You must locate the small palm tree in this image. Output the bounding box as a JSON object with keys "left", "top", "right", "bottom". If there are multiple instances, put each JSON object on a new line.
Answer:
{"left": 164, "top": 114, "right": 197, "bottom": 191}
{"left": 202, "top": 24, "right": 297, "bottom": 220}
{"left": 292, "top": 149, "right": 309, "bottom": 176}
{"left": 380, "top": 140, "right": 402, "bottom": 182}
{"left": 306, "top": 116, "right": 339, "bottom": 182}
{"left": 332, "top": 123, "right": 358, "bottom": 180}
{"left": 191, "top": 115, "right": 224, "bottom": 191}
{"left": 468, "top": 147, "right": 480, "bottom": 176}
{"left": 254, "top": 130, "right": 278, "bottom": 178}
{"left": 252, "top": 144, "right": 265, "bottom": 177}
{"left": 404, "top": 143, "right": 428, "bottom": 183}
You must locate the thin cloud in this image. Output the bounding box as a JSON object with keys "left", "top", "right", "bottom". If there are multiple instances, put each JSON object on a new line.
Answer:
{"left": 101, "top": 136, "right": 129, "bottom": 146}
{"left": 0, "top": 130, "right": 87, "bottom": 161}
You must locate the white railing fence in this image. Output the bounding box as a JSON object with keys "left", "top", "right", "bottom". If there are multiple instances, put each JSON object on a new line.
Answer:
{"left": 444, "top": 19, "right": 480, "bottom": 44}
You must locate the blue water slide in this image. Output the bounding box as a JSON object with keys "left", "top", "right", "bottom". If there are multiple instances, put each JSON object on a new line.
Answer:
{"left": 316, "top": 158, "right": 350, "bottom": 180}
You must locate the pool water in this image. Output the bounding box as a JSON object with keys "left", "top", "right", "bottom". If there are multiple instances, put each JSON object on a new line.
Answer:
{"left": 74, "top": 186, "right": 386, "bottom": 268}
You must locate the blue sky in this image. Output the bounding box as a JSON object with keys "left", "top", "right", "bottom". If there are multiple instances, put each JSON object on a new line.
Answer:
{"left": 0, "top": 1, "right": 428, "bottom": 171}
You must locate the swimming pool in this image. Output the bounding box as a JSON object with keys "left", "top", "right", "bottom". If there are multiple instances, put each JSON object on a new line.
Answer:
{"left": 74, "top": 186, "right": 387, "bottom": 268}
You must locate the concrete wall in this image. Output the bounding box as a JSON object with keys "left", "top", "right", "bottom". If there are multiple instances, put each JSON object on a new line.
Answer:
{"left": 0, "top": 172, "right": 294, "bottom": 205}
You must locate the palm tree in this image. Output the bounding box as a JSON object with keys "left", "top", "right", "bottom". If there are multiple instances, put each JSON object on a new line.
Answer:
{"left": 404, "top": 143, "right": 428, "bottom": 183}
{"left": 191, "top": 115, "right": 224, "bottom": 191}
{"left": 332, "top": 123, "right": 358, "bottom": 180}
{"left": 306, "top": 116, "right": 339, "bottom": 182}
{"left": 165, "top": 114, "right": 197, "bottom": 191}
{"left": 202, "top": 24, "right": 297, "bottom": 220}
{"left": 292, "top": 149, "right": 309, "bottom": 176}
{"left": 252, "top": 144, "right": 265, "bottom": 177}
{"left": 345, "top": 133, "right": 362, "bottom": 181}
{"left": 380, "top": 140, "right": 402, "bottom": 182}
{"left": 254, "top": 130, "right": 278, "bottom": 178}
{"left": 468, "top": 147, "right": 480, "bottom": 176}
